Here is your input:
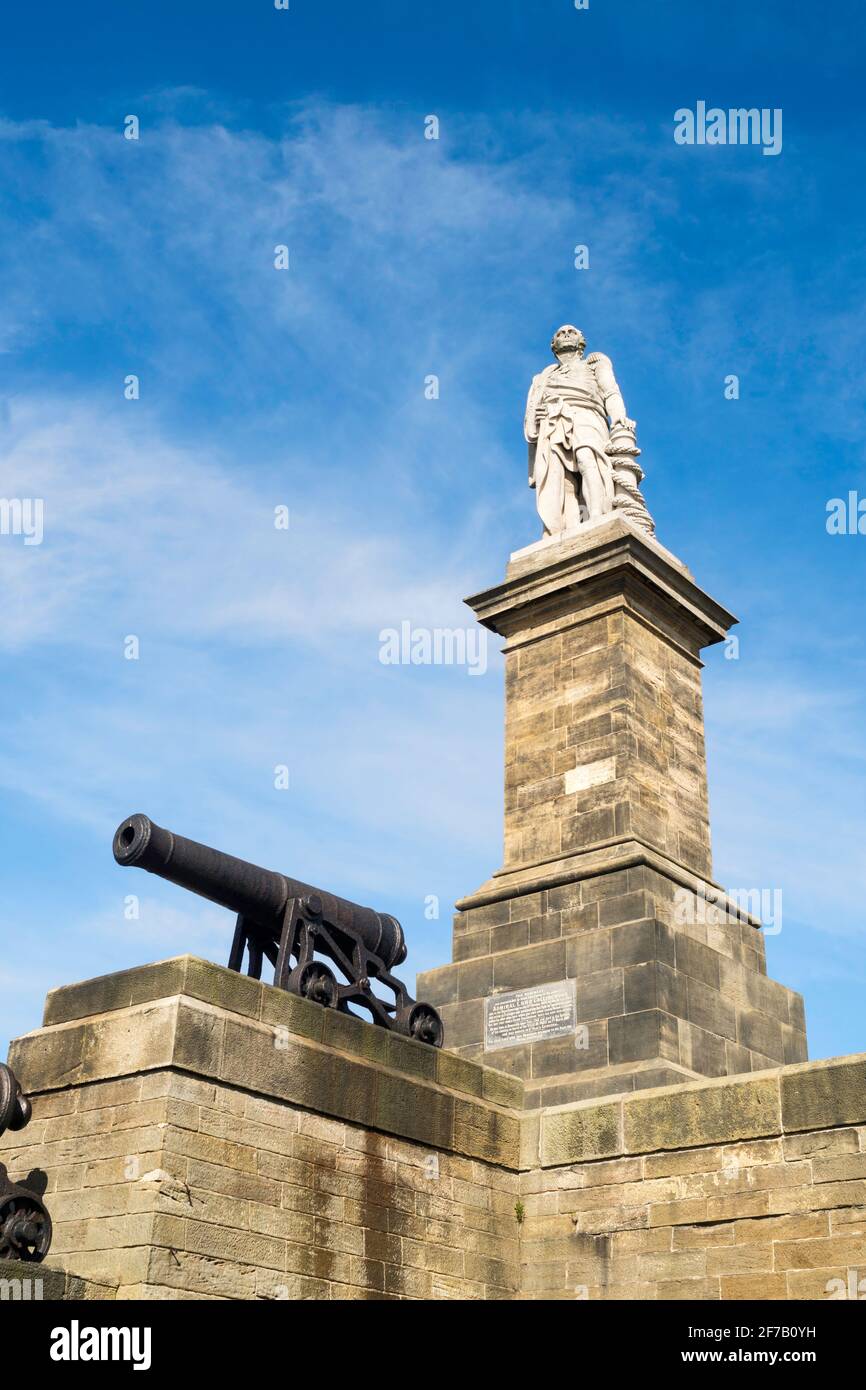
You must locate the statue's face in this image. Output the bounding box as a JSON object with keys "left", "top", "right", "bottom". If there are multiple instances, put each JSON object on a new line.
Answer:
{"left": 552, "top": 325, "right": 584, "bottom": 359}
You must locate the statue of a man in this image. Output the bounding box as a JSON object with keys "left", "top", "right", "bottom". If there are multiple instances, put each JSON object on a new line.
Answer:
{"left": 524, "top": 325, "right": 632, "bottom": 537}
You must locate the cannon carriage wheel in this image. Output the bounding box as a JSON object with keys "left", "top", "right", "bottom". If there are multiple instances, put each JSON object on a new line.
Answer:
{"left": 0, "top": 1188, "right": 52, "bottom": 1263}
{"left": 395, "top": 1002, "right": 445, "bottom": 1047}
{"left": 287, "top": 960, "right": 339, "bottom": 1008}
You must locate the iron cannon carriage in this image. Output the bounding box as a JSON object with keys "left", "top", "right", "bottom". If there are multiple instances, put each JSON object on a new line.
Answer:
{"left": 0, "top": 1063, "right": 52, "bottom": 1263}
{"left": 113, "top": 814, "right": 444, "bottom": 1047}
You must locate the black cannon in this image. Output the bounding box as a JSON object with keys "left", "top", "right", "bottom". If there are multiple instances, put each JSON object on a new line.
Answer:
{"left": 113, "top": 814, "right": 444, "bottom": 1046}
{"left": 0, "top": 1063, "right": 52, "bottom": 1263}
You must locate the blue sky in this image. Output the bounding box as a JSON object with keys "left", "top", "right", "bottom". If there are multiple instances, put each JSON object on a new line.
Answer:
{"left": 1, "top": 0, "right": 865, "bottom": 1064}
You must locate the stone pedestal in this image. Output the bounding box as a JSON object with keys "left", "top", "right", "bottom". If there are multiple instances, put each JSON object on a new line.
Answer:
{"left": 3, "top": 957, "right": 521, "bottom": 1299}
{"left": 418, "top": 515, "right": 807, "bottom": 1106}
{"left": 1, "top": 957, "right": 860, "bottom": 1302}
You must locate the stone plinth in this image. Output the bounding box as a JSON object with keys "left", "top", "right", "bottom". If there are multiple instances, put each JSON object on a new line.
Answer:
{"left": 518, "top": 1052, "right": 866, "bottom": 1302}
{"left": 1, "top": 960, "right": 862, "bottom": 1302}
{"left": 3, "top": 957, "right": 521, "bottom": 1300}
{"left": 418, "top": 515, "right": 807, "bottom": 1106}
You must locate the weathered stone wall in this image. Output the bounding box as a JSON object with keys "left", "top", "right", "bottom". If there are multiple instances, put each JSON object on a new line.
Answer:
{"left": 518, "top": 1055, "right": 866, "bottom": 1300}
{"left": 3, "top": 1071, "right": 520, "bottom": 1300}
{"left": 4, "top": 957, "right": 521, "bottom": 1300}
{"left": 3, "top": 958, "right": 862, "bottom": 1301}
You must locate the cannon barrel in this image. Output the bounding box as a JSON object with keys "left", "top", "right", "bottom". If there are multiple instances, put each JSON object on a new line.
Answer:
{"left": 112, "top": 814, "right": 407, "bottom": 969}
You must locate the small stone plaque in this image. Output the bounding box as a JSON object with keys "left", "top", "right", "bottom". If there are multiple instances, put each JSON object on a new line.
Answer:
{"left": 484, "top": 979, "right": 577, "bottom": 1051}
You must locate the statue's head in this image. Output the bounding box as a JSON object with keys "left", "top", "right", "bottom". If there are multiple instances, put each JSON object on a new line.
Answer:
{"left": 551, "top": 324, "right": 586, "bottom": 359}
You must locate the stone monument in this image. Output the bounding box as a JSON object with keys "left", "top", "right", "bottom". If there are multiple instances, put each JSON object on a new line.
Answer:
{"left": 5, "top": 323, "right": 865, "bottom": 1303}
{"left": 418, "top": 326, "right": 807, "bottom": 1108}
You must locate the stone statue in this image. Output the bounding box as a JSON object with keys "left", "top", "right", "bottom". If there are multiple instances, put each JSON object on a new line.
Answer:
{"left": 524, "top": 325, "right": 654, "bottom": 538}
